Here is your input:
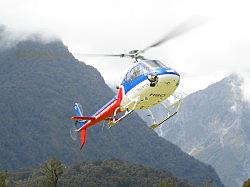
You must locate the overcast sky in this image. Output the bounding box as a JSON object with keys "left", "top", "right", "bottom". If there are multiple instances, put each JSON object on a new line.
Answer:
{"left": 1, "top": 0, "right": 250, "bottom": 99}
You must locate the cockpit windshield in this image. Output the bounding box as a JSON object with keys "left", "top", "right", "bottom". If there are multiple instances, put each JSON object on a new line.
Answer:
{"left": 121, "top": 60, "right": 167, "bottom": 84}
{"left": 143, "top": 60, "right": 167, "bottom": 70}
{"left": 124, "top": 63, "right": 146, "bottom": 83}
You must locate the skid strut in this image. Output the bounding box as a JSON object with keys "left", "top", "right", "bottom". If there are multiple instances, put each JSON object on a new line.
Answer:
{"left": 149, "top": 97, "right": 183, "bottom": 129}
{"left": 108, "top": 96, "right": 140, "bottom": 128}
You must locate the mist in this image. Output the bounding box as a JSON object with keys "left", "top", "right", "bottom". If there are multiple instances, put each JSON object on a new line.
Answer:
{"left": 0, "top": 24, "right": 60, "bottom": 51}
{"left": 0, "top": 0, "right": 249, "bottom": 100}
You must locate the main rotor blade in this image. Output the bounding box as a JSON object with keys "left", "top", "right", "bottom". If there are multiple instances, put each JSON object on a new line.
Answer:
{"left": 75, "top": 53, "right": 129, "bottom": 58}
{"left": 141, "top": 16, "right": 210, "bottom": 53}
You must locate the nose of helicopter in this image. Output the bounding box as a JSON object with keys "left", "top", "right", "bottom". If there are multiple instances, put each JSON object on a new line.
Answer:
{"left": 154, "top": 67, "right": 180, "bottom": 77}
{"left": 154, "top": 67, "right": 180, "bottom": 87}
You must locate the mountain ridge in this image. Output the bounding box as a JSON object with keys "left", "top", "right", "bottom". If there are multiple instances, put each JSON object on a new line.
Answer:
{"left": 0, "top": 33, "right": 224, "bottom": 186}
{"left": 138, "top": 73, "right": 249, "bottom": 187}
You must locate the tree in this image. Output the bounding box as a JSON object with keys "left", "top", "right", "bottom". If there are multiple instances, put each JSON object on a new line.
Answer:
{"left": 243, "top": 179, "right": 250, "bottom": 187}
{"left": 41, "top": 158, "right": 64, "bottom": 187}
{"left": 158, "top": 180, "right": 177, "bottom": 187}
{"left": 203, "top": 179, "right": 213, "bottom": 187}
{"left": 0, "top": 171, "right": 7, "bottom": 187}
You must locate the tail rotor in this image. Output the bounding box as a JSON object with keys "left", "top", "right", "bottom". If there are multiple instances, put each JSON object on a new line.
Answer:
{"left": 69, "top": 121, "right": 78, "bottom": 141}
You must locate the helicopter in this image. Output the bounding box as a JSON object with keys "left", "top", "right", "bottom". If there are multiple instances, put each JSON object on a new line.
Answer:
{"left": 71, "top": 17, "right": 208, "bottom": 149}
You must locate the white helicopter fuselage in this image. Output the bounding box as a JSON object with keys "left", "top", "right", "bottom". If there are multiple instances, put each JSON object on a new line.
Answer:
{"left": 119, "top": 60, "right": 180, "bottom": 111}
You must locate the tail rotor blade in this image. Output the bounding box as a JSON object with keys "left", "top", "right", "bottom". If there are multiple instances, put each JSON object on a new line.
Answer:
{"left": 70, "top": 126, "right": 78, "bottom": 141}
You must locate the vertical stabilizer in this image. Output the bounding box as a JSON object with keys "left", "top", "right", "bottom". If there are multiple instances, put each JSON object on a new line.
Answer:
{"left": 80, "top": 128, "right": 87, "bottom": 149}
{"left": 73, "top": 103, "right": 86, "bottom": 128}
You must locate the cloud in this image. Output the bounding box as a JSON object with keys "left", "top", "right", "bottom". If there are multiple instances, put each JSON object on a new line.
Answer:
{"left": 0, "top": 25, "right": 19, "bottom": 50}
{"left": 0, "top": 24, "right": 60, "bottom": 51}
{"left": 0, "top": 0, "right": 249, "bottom": 98}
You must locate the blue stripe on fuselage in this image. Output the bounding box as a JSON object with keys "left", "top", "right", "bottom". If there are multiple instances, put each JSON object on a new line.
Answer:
{"left": 122, "top": 67, "right": 179, "bottom": 94}
{"left": 122, "top": 74, "right": 147, "bottom": 94}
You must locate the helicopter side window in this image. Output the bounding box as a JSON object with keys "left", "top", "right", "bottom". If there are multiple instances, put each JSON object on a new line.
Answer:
{"left": 125, "top": 65, "right": 145, "bottom": 83}
{"left": 140, "top": 63, "right": 150, "bottom": 73}
{"left": 144, "top": 60, "right": 166, "bottom": 69}
{"left": 125, "top": 71, "right": 132, "bottom": 83}
{"left": 125, "top": 69, "right": 135, "bottom": 82}
{"left": 131, "top": 66, "right": 140, "bottom": 79}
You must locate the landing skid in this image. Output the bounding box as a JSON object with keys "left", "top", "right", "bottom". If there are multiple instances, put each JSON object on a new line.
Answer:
{"left": 107, "top": 109, "right": 133, "bottom": 128}
{"left": 150, "top": 111, "right": 178, "bottom": 129}
{"left": 149, "top": 93, "right": 183, "bottom": 129}
{"left": 108, "top": 96, "right": 140, "bottom": 128}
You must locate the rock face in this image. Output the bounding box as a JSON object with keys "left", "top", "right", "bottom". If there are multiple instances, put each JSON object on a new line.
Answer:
{"left": 0, "top": 32, "right": 224, "bottom": 186}
{"left": 138, "top": 74, "right": 250, "bottom": 187}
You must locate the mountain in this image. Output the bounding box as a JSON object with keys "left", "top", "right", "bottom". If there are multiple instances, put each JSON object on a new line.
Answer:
{"left": 138, "top": 74, "right": 250, "bottom": 187}
{"left": 0, "top": 31, "right": 224, "bottom": 186}
{"left": 7, "top": 159, "right": 192, "bottom": 187}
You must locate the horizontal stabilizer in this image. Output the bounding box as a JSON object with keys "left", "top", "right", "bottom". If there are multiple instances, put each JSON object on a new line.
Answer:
{"left": 71, "top": 116, "right": 96, "bottom": 121}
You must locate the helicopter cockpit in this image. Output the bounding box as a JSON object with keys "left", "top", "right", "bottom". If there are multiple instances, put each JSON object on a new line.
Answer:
{"left": 122, "top": 60, "right": 167, "bottom": 83}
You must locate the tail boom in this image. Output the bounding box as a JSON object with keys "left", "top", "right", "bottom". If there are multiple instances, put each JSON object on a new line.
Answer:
{"left": 71, "top": 87, "right": 124, "bottom": 149}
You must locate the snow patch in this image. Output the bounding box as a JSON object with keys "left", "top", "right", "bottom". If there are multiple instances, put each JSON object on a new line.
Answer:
{"left": 188, "top": 145, "right": 205, "bottom": 156}
{"left": 239, "top": 72, "right": 250, "bottom": 103}
{"left": 219, "top": 125, "right": 234, "bottom": 147}
{"left": 230, "top": 105, "right": 237, "bottom": 112}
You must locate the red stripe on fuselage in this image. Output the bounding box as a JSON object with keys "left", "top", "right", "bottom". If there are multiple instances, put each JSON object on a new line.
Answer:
{"left": 71, "top": 116, "right": 96, "bottom": 120}
{"left": 78, "top": 87, "right": 123, "bottom": 131}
